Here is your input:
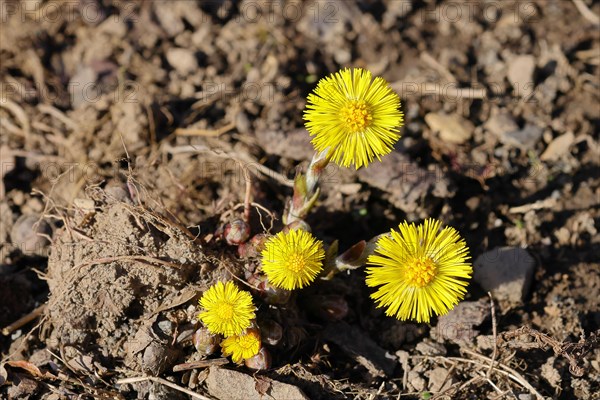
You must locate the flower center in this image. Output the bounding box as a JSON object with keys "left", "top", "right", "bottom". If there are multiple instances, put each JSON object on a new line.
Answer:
{"left": 216, "top": 302, "right": 234, "bottom": 320}
{"left": 340, "top": 100, "right": 372, "bottom": 132}
{"left": 405, "top": 256, "right": 437, "bottom": 287}
{"left": 286, "top": 253, "right": 306, "bottom": 273}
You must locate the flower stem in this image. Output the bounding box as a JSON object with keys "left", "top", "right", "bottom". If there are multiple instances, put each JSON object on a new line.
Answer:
{"left": 284, "top": 150, "right": 330, "bottom": 225}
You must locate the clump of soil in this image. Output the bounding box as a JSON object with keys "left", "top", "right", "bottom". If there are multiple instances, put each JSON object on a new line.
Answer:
{"left": 44, "top": 192, "right": 228, "bottom": 375}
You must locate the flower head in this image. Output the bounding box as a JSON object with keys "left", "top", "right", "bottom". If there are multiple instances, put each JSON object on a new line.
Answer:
{"left": 303, "top": 68, "right": 403, "bottom": 169}
{"left": 366, "top": 219, "right": 472, "bottom": 323}
{"left": 221, "top": 328, "right": 261, "bottom": 364}
{"left": 198, "top": 281, "right": 255, "bottom": 336}
{"left": 261, "top": 229, "right": 325, "bottom": 290}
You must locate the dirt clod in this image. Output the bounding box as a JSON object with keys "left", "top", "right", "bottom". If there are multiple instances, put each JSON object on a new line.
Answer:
{"left": 45, "top": 200, "right": 212, "bottom": 372}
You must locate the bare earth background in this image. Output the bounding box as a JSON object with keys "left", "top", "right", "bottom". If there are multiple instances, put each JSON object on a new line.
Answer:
{"left": 1, "top": 0, "right": 599, "bottom": 399}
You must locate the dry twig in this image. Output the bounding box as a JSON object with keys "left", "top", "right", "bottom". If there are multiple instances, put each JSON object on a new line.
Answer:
{"left": 1, "top": 304, "right": 47, "bottom": 336}
{"left": 487, "top": 292, "right": 498, "bottom": 379}
{"left": 175, "top": 121, "right": 236, "bottom": 137}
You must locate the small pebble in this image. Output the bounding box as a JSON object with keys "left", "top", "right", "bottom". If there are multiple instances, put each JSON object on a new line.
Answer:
{"left": 10, "top": 215, "right": 52, "bottom": 256}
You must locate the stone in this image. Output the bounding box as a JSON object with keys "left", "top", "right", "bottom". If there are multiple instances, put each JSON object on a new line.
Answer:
{"left": 485, "top": 108, "right": 519, "bottom": 139}
{"left": 540, "top": 131, "right": 575, "bottom": 161}
{"left": 415, "top": 339, "right": 447, "bottom": 356}
{"left": 166, "top": 48, "right": 198, "bottom": 76}
{"left": 431, "top": 298, "right": 488, "bottom": 346}
{"left": 504, "top": 124, "right": 544, "bottom": 150}
{"left": 507, "top": 55, "right": 536, "bottom": 95}
{"left": 476, "top": 335, "right": 496, "bottom": 351}
{"left": 69, "top": 66, "right": 97, "bottom": 109}
{"left": 206, "top": 367, "right": 309, "bottom": 400}
{"left": 427, "top": 367, "right": 453, "bottom": 392}
{"left": 153, "top": 1, "right": 185, "bottom": 37}
{"left": 407, "top": 371, "right": 426, "bottom": 391}
{"left": 425, "top": 112, "right": 474, "bottom": 144}
{"left": 501, "top": 124, "right": 544, "bottom": 149}
{"left": 473, "top": 247, "right": 536, "bottom": 308}
{"left": 10, "top": 214, "right": 52, "bottom": 257}
{"left": 141, "top": 342, "right": 180, "bottom": 376}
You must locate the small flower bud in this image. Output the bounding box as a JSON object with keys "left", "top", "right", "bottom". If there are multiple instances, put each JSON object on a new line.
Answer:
{"left": 261, "top": 280, "right": 291, "bottom": 305}
{"left": 260, "top": 319, "right": 283, "bottom": 346}
{"left": 248, "top": 275, "right": 291, "bottom": 305}
{"left": 282, "top": 220, "right": 311, "bottom": 233}
{"left": 223, "top": 219, "right": 250, "bottom": 245}
{"left": 250, "top": 233, "right": 268, "bottom": 251}
{"left": 192, "top": 328, "right": 221, "bottom": 355}
{"left": 238, "top": 234, "right": 268, "bottom": 258}
{"left": 244, "top": 347, "right": 271, "bottom": 370}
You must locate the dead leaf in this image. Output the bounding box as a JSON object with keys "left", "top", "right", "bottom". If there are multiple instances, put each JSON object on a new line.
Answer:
{"left": 254, "top": 375, "right": 272, "bottom": 396}
{"left": 6, "top": 360, "right": 44, "bottom": 378}
{"left": 0, "top": 363, "right": 7, "bottom": 386}
{"left": 67, "top": 354, "right": 97, "bottom": 376}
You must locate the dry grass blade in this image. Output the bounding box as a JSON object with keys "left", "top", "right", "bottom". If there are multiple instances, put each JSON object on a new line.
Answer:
{"left": 487, "top": 292, "right": 498, "bottom": 379}
{"left": 37, "top": 104, "right": 79, "bottom": 131}
{"left": 0, "top": 98, "right": 31, "bottom": 141}
{"left": 175, "top": 121, "right": 236, "bottom": 137}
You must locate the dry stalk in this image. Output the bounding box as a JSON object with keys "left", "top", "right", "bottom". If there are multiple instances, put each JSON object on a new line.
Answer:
{"left": 487, "top": 291, "right": 498, "bottom": 379}
{"left": 1, "top": 305, "right": 47, "bottom": 336}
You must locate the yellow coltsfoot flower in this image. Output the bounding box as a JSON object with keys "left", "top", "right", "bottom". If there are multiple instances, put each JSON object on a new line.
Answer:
{"left": 221, "top": 328, "right": 262, "bottom": 364}
{"left": 366, "top": 219, "right": 472, "bottom": 323}
{"left": 303, "top": 68, "right": 404, "bottom": 169}
{"left": 198, "top": 281, "right": 256, "bottom": 336}
{"left": 261, "top": 229, "right": 325, "bottom": 290}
